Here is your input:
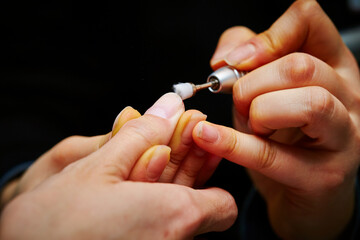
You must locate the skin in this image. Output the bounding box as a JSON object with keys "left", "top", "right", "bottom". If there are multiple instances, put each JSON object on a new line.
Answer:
{"left": 0, "top": 93, "right": 237, "bottom": 239}
{"left": 193, "top": 0, "right": 360, "bottom": 239}
{"left": 1, "top": 104, "right": 219, "bottom": 207}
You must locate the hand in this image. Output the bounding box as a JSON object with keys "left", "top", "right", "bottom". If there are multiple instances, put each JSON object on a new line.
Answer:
{"left": 0, "top": 93, "right": 237, "bottom": 239}
{"left": 194, "top": 0, "right": 360, "bottom": 239}
{"left": 0, "top": 106, "right": 141, "bottom": 207}
{"left": 1, "top": 94, "right": 219, "bottom": 209}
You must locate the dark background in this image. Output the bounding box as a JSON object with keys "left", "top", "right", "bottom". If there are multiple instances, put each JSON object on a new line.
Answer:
{"left": 1, "top": 0, "right": 360, "bottom": 237}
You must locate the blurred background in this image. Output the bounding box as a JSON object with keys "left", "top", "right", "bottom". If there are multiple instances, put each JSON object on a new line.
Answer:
{"left": 1, "top": 0, "right": 360, "bottom": 236}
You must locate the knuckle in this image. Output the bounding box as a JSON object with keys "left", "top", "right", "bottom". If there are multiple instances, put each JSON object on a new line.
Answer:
{"left": 178, "top": 165, "right": 199, "bottom": 180}
{"left": 258, "top": 30, "right": 280, "bottom": 56}
{"left": 281, "top": 53, "right": 316, "bottom": 84}
{"left": 223, "top": 129, "right": 241, "bottom": 157}
{"left": 123, "top": 117, "right": 165, "bottom": 146}
{"left": 171, "top": 189, "right": 204, "bottom": 234}
{"left": 255, "top": 141, "right": 277, "bottom": 170}
{"left": 227, "top": 26, "right": 253, "bottom": 36}
{"left": 51, "top": 135, "right": 82, "bottom": 166}
{"left": 169, "top": 153, "right": 185, "bottom": 166}
{"left": 292, "top": 0, "right": 321, "bottom": 18}
{"left": 317, "top": 168, "right": 347, "bottom": 192}
{"left": 220, "top": 26, "right": 253, "bottom": 40}
{"left": 305, "top": 87, "right": 335, "bottom": 123}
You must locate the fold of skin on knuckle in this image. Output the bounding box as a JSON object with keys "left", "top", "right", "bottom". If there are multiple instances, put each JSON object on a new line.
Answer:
{"left": 254, "top": 139, "right": 277, "bottom": 171}
{"left": 221, "top": 126, "right": 277, "bottom": 171}
{"left": 305, "top": 87, "right": 333, "bottom": 122}
{"left": 280, "top": 53, "right": 316, "bottom": 86}
{"left": 176, "top": 160, "right": 201, "bottom": 181}
{"left": 221, "top": 128, "right": 241, "bottom": 159}
{"left": 302, "top": 91, "right": 355, "bottom": 152}
{"left": 291, "top": 0, "right": 320, "bottom": 29}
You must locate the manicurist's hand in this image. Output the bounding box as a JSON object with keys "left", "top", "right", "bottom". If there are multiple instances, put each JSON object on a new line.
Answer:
{"left": 0, "top": 93, "right": 237, "bottom": 240}
{"left": 194, "top": 0, "right": 360, "bottom": 239}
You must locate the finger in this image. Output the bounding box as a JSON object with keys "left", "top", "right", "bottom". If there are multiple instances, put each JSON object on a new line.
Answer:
{"left": 233, "top": 53, "right": 350, "bottom": 118}
{"left": 192, "top": 187, "right": 237, "bottom": 235}
{"left": 193, "top": 154, "right": 222, "bottom": 188}
{"left": 159, "top": 110, "right": 207, "bottom": 183}
{"left": 93, "top": 93, "right": 184, "bottom": 180}
{"left": 249, "top": 86, "right": 352, "bottom": 150}
{"left": 111, "top": 107, "right": 141, "bottom": 137}
{"left": 98, "top": 107, "right": 141, "bottom": 148}
{"left": 48, "top": 135, "right": 108, "bottom": 168}
{"left": 172, "top": 146, "right": 209, "bottom": 187}
{"left": 224, "top": 0, "right": 348, "bottom": 70}
{"left": 129, "top": 145, "right": 171, "bottom": 182}
{"left": 193, "top": 121, "right": 325, "bottom": 189}
{"left": 210, "top": 26, "right": 255, "bottom": 69}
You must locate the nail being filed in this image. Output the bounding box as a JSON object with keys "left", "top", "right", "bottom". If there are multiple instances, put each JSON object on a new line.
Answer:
{"left": 173, "top": 66, "right": 246, "bottom": 100}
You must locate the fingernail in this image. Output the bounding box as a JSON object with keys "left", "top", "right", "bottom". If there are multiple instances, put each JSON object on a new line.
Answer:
{"left": 211, "top": 40, "right": 241, "bottom": 68}
{"left": 112, "top": 107, "right": 141, "bottom": 137}
{"left": 225, "top": 43, "right": 256, "bottom": 66}
{"left": 112, "top": 106, "right": 132, "bottom": 131}
{"left": 145, "top": 93, "right": 184, "bottom": 120}
{"left": 147, "top": 146, "right": 171, "bottom": 181}
{"left": 182, "top": 112, "right": 207, "bottom": 139}
{"left": 196, "top": 122, "right": 219, "bottom": 143}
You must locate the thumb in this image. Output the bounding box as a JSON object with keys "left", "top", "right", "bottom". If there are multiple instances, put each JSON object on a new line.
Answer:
{"left": 225, "top": 0, "right": 347, "bottom": 70}
{"left": 93, "top": 93, "right": 185, "bottom": 180}
{"left": 193, "top": 187, "right": 238, "bottom": 235}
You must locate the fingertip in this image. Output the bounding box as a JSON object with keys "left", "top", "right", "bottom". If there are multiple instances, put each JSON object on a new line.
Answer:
{"left": 193, "top": 121, "right": 220, "bottom": 144}
{"left": 170, "top": 110, "right": 207, "bottom": 149}
{"left": 112, "top": 106, "right": 141, "bottom": 137}
{"left": 211, "top": 26, "right": 256, "bottom": 70}
{"left": 144, "top": 92, "right": 185, "bottom": 121}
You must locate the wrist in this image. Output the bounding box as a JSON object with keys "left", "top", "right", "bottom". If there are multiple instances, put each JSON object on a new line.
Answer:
{"left": 0, "top": 179, "right": 19, "bottom": 209}
{"left": 270, "top": 182, "right": 356, "bottom": 240}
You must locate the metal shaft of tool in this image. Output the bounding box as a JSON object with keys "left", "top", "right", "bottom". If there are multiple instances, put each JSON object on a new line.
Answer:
{"left": 193, "top": 79, "right": 219, "bottom": 94}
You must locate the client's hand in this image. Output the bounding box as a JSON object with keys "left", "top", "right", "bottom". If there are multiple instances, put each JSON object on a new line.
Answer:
{"left": 0, "top": 93, "right": 237, "bottom": 239}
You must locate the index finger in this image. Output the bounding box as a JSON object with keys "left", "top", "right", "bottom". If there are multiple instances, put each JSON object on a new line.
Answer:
{"left": 192, "top": 121, "right": 327, "bottom": 190}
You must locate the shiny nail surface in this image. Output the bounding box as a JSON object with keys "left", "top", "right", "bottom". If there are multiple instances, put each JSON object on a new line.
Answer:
{"left": 196, "top": 121, "right": 219, "bottom": 143}
{"left": 225, "top": 43, "right": 256, "bottom": 66}
{"left": 145, "top": 93, "right": 184, "bottom": 120}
